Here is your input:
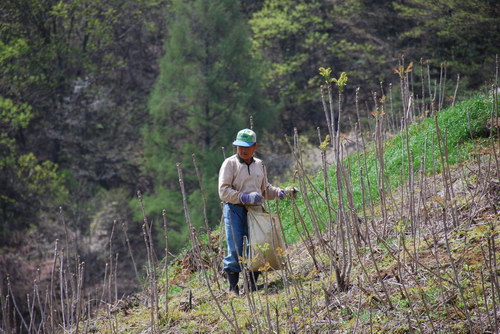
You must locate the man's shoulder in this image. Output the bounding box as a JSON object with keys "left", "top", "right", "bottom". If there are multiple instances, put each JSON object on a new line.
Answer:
{"left": 221, "top": 154, "right": 239, "bottom": 167}
{"left": 253, "top": 156, "right": 264, "bottom": 164}
{"left": 226, "top": 154, "right": 239, "bottom": 163}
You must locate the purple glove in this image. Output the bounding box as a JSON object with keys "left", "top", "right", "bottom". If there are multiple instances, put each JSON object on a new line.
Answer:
{"left": 240, "top": 192, "right": 263, "bottom": 205}
{"left": 278, "top": 189, "right": 286, "bottom": 200}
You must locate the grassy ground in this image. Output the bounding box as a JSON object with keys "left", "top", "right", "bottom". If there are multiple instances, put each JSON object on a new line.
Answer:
{"left": 82, "top": 94, "right": 499, "bottom": 333}
{"left": 277, "top": 94, "right": 496, "bottom": 244}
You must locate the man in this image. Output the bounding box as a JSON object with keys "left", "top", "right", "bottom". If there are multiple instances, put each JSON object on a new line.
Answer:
{"left": 218, "top": 128, "right": 288, "bottom": 295}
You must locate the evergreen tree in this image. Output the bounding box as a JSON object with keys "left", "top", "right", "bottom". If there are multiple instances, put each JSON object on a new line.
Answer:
{"left": 143, "top": 0, "right": 274, "bottom": 253}
{"left": 0, "top": 0, "right": 167, "bottom": 244}
{"left": 249, "top": 0, "right": 398, "bottom": 135}
{"left": 393, "top": 0, "right": 500, "bottom": 88}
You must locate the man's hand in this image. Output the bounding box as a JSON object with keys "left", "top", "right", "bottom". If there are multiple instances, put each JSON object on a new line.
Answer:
{"left": 280, "top": 186, "right": 299, "bottom": 199}
{"left": 240, "top": 192, "right": 264, "bottom": 205}
{"left": 278, "top": 189, "right": 286, "bottom": 199}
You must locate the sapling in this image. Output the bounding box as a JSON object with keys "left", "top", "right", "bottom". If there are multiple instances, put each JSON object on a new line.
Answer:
{"left": 177, "top": 163, "right": 241, "bottom": 333}
{"left": 358, "top": 167, "right": 394, "bottom": 309}
{"left": 162, "top": 209, "right": 169, "bottom": 315}
{"left": 137, "top": 190, "right": 158, "bottom": 333}
{"left": 108, "top": 220, "right": 116, "bottom": 304}
{"left": 120, "top": 221, "right": 140, "bottom": 283}
{"left": 49, "top": 240, "right": 58, "bottom": 332}
{"left": 192, "top": 154, "right": 221, "bottom": 290}
{"left": 419, "top": 58, "right": 426, "bottom": 115}
{"left": 8, "top": 275, "right": 29, "bottom": 332}
{"left": 480, "top": 269, "right": 496, "bottom": 332}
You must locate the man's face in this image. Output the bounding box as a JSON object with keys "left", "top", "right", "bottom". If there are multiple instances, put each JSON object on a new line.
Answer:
{"left": 236, "top": 144, "right": 257, "bottom": 163}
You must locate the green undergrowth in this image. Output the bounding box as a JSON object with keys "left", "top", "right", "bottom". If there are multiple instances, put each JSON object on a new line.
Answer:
{"left": 275, "top": 94, "right": 497, "bottom": 244}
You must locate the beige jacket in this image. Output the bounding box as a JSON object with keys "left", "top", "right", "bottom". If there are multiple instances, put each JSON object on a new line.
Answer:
{"left": 218, "top": 154, "right": 281, "bottom": 204}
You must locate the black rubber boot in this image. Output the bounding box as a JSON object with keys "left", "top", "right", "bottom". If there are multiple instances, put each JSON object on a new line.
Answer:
{"left": 248, "top": 271, "right": 260, "bottom": 292}
{"left": 226, "top": 271, "right": 239, "bottom": 295}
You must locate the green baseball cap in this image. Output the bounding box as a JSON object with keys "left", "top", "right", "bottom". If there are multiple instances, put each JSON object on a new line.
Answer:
{"left": 233, "top": 128, "right": 257, "bottom": 147}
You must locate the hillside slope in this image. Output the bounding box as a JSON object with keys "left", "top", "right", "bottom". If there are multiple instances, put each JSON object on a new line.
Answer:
{"left": 83, "top": 95, "right": 499, "bottom": 333}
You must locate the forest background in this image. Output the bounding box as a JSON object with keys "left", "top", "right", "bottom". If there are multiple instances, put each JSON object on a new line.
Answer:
{"left": 1, "top": 0, "right": 499, "bottom": 311}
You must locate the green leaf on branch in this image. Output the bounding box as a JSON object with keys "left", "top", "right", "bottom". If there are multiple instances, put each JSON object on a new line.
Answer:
{"left": 333, "top": 71, "right": 348, "bottom": 92}
{"left": 318, "top": 66, "right": 332, "bottom": 82}
{"left": 319, "top": 67, "right": 348, "bottom": 92}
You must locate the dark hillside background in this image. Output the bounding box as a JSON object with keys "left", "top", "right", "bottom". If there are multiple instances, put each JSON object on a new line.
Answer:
{"left": 0, "top": 0, "right": 498, "bottom": 328}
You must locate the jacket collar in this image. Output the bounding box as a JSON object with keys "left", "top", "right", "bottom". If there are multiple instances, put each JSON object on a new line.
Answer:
{"left": 236, "top": 155, "right": 255, "bottom": 165}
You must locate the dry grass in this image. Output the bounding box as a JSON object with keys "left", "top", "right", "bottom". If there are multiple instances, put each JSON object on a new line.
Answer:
{"left": 80, "top": 140, "right": 499, "bottom": 334}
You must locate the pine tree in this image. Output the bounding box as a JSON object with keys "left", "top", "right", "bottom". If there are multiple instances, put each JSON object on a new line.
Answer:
{"left": 143, "top": 0, "right": 274, "bottom": 253}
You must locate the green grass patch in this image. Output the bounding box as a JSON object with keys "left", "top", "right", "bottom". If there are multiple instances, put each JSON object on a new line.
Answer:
{"left": 276, "top": 94, "right": 496, "bottom": 244}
